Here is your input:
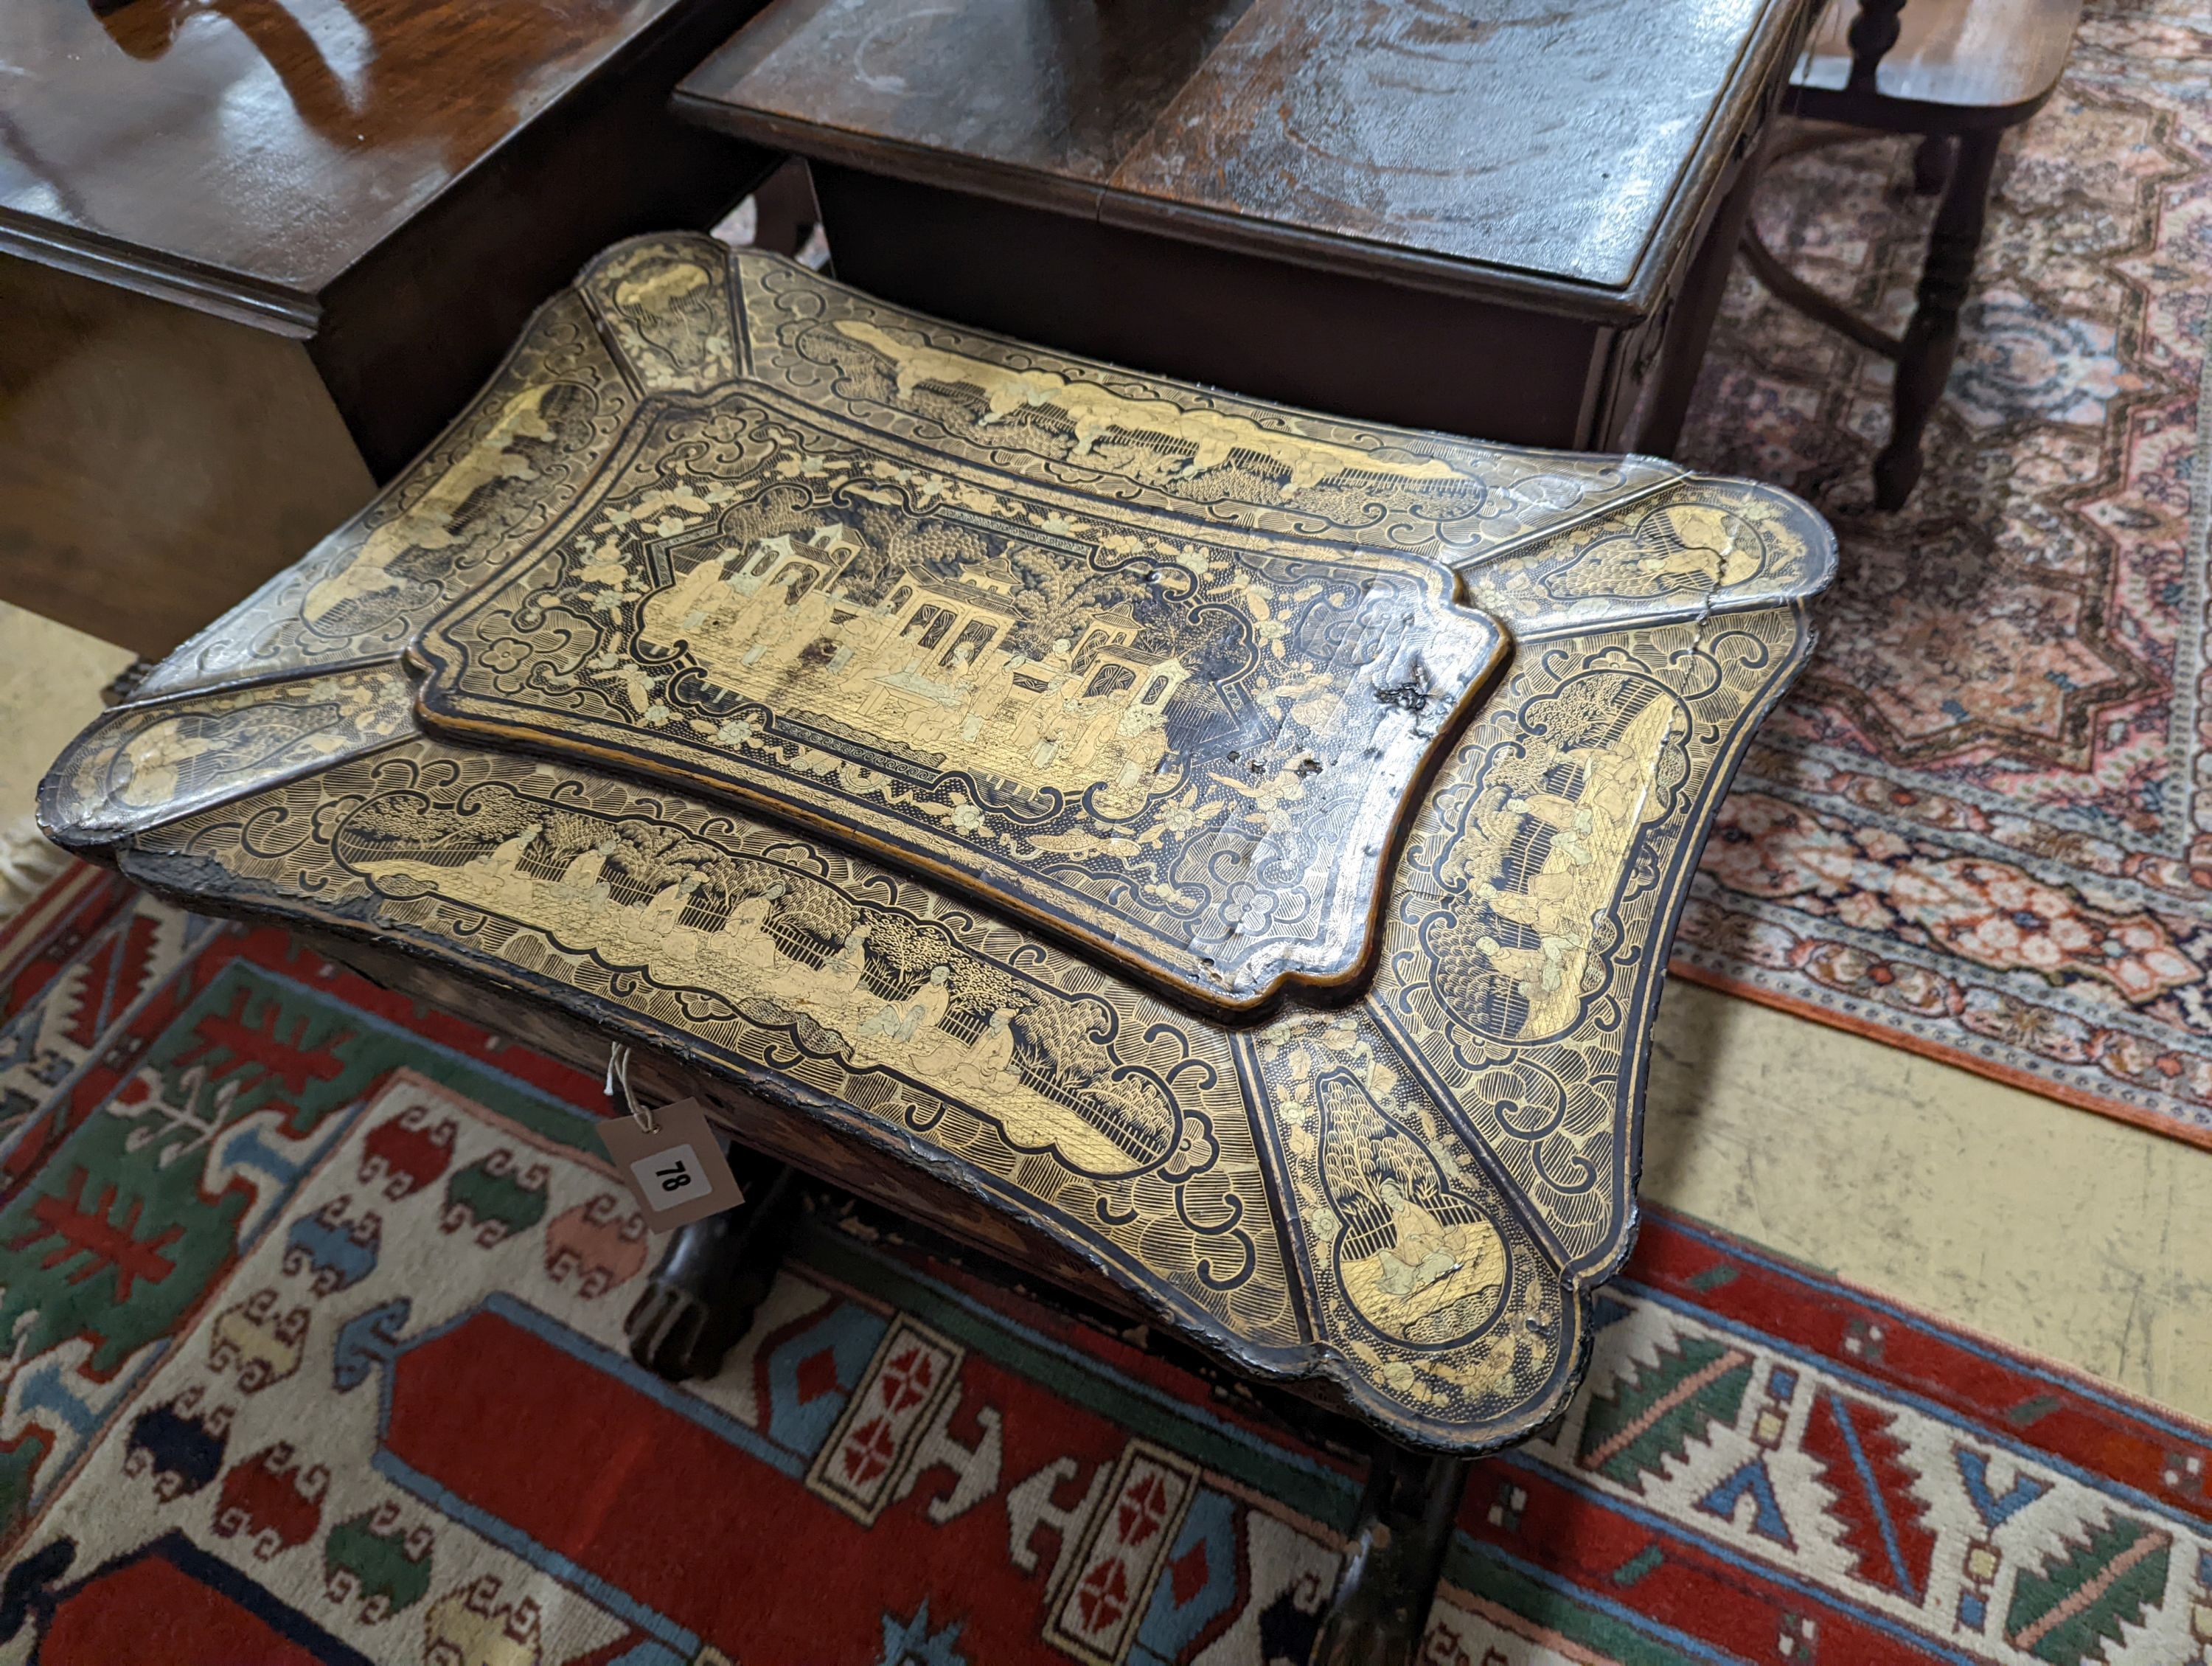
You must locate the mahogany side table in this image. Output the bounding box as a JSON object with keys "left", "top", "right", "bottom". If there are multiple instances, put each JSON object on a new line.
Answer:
{"left": 41, "top": 235, "right": 1833, "bottom": 1662}
{"left": 0, "top": 0, "right": 775, "bottom": 655}
{"left": 675, "top": 0, "right": 1817, "bottom": 457}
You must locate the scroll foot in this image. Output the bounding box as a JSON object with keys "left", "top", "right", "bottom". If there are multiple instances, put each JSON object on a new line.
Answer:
{"left": 625, "top": 1155, "right": 799, "bottom": 1382}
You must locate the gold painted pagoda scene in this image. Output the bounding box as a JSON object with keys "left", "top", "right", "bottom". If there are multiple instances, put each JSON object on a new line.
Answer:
{"left": 408, "top": 366, "right": 1505, "bottom": 1012}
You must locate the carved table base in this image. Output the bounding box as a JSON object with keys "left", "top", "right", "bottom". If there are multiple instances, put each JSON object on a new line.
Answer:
{"left": 1314, "top": 1445, "right": 1475, "bottom": 1665}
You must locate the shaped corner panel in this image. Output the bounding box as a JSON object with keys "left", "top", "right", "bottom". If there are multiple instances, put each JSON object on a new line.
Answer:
{"left": 577, "top": 235, "right": 745, "bottom": 395}
{"left": 133, "top": 290, "right": 642, "bottom": 704}
{"left": 40, "top": 664, "right": 417, "bottom": 845}
{"left": 1455, "top": 473, "right": 1837, "bottom": 639}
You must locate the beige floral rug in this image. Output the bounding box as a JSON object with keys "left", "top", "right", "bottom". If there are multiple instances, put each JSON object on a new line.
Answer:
{"left": 1674, "top": 0, "right": 2212, "bottom": 1145}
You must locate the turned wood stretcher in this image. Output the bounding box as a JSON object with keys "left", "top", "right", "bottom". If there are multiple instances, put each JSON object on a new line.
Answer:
{"left": 41, "top": 232, "right": 1831, "bottom": 1655}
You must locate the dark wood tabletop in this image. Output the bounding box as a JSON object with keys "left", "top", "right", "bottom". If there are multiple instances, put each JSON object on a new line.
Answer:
{"left": 0, "top": 0, "right": 761, "bottom": 333}
{"left": 679, "top": 0, "right": 1808, "bottom": 320}
{"left": 0, "top": 0, "right": 777, "bottom": 662}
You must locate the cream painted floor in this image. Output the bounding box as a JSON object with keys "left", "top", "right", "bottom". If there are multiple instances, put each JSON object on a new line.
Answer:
{"left": 1644, "top": 981, "right": 2211, "bottom": 1422}
{"left": 1, "top": 598, "right": 2205, "bottom": 1424}
{"left": 0, "top": 601, "right": 135, "bottom": 916}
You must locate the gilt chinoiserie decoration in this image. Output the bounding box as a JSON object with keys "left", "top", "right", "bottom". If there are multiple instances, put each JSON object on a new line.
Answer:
{"left": 41, "top": 235, "right": 1834, "bottom": 1454}
{"left": 408, "top": 378, "right": 1503, "bottom": 1013}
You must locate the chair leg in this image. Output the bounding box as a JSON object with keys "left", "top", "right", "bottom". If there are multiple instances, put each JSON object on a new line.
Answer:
{"left": 1912, "top": 134, "right": 1956, "bottom": 197}
{"left": 1877, "top": 128, "right": 2003, "bottom": 511}
{"left": 1312, "top": 1442, "right": 1472, "bottom": 1666}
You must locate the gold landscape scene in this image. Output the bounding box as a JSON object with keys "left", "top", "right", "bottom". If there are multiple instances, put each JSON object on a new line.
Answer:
{"left": 634, "top": 520, "right": 1190, "bottom": 805}
{"left": 414, "top": 407, "right": 1506, "bottom": 1009}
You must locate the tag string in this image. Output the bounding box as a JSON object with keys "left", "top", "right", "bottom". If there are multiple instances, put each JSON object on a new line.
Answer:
{"left": 604, "top": 1042, "right": 657, "bottom": 1135}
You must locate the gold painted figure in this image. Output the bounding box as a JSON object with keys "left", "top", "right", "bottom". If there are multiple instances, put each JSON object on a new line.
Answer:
{"left": 635, "top": 534, "right": 1188, "bottom": 803}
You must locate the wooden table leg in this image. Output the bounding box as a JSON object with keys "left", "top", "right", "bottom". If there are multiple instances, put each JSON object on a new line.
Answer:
{"left": 1876, "top": 128, "right": 2003, "bottom": 510}
{"left": 1632, "top": 145, "right": 1767, "bottom": 457}
{"left": 1913, "top": 135, "right": 1958, "bottom": 197}
{"left": 1312, "top": 1440, "right": 1472, "bottom": 1666}
{"left": 625, "top": 1148, "right": 800, "bottom": 1381}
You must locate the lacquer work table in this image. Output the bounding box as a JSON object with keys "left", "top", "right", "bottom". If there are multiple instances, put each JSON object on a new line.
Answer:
{"left": 41, "top": 237, "right": 1833, "bottom": 1661}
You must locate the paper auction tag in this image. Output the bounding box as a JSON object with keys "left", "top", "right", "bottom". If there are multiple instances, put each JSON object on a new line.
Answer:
{"left": 597, "top": 1097, "right": 744, "bottom": 1229}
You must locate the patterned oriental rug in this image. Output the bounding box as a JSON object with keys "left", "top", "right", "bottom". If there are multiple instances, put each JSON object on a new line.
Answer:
{"left": 1, "top": 865, "right": 2208, "bottom": 1665}
{"left": 1674, "top": 0, "right": 2212, "bottom": 1145}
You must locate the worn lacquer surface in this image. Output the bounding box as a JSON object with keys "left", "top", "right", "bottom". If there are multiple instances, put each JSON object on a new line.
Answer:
{"left": 413, "top": 389, "right": 1502, "bottom": 1012}
{"left": 41, "top": 664, "right": 416, "bottom": 841}
{"left": 41, "top": 235, "right": 1833, "bottom": 1451}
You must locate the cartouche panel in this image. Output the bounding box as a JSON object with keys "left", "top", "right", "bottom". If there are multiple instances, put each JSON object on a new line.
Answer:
{"left": 411, "top": 383, "right": 1503, "bottom": 1015}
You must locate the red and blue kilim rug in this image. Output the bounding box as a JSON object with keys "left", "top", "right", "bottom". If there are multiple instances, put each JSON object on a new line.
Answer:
{"left": 0, "top": 863, "right": 2207, "bottom": 1665}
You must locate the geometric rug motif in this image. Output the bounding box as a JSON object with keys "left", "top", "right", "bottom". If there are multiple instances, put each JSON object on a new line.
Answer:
{"left": 0, "top": 863, "right": 603, "bottom": 1548}
{"left": 0, "top": 872, "right": 2208, "bottom": 1665}
{"left": 1674, "top": 0, "right": 2212, "bottom": 1145}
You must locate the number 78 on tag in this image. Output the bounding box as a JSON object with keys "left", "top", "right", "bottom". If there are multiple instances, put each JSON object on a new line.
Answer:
{"left": 597, "top": 1097, "right": 745, "bottom": 1229}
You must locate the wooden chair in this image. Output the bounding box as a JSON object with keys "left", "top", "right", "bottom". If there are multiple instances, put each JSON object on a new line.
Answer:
{"left": 1742, "top": 0, "right": 2081, "bottom": 508}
